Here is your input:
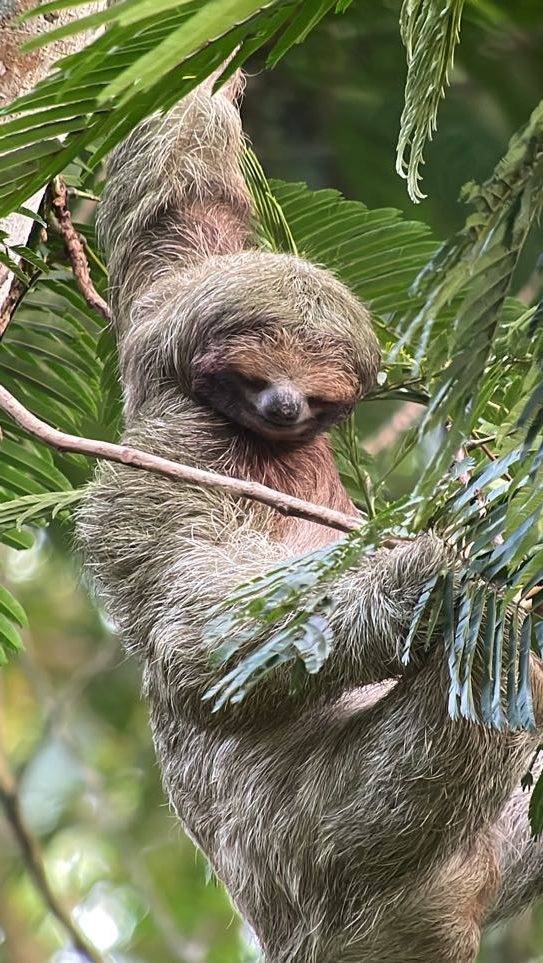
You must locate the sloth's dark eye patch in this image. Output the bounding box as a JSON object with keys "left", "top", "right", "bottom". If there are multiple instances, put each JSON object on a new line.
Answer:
{"left": 307, "top": 396, "right": 340, "bottom": 408}
{"left": 240, "top": 375, "right": 268, "bottom": 392}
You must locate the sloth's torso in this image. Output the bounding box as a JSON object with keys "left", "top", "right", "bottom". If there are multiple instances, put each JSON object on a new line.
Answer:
{"left": 147, "top": 671, "right": 497, "bottom": 963}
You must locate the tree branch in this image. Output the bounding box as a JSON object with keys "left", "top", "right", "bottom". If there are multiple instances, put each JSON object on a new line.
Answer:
{"left": 0, "top": 731, "right": 105, "bottom": 963}
{"left": 0, "top": 385, "right": 362, "bottom": 535}
{"left": 0, "top": 217, "right": 47, "bottom": 341}
{"left": 0, "top": 1, "right": 108, "bottom": 305}
{"left": 0, "top": 273, "right": 27, "bottom": 340}
{"left": 364, "top": 401, "right": 423, "bottom": 455}
{"left": 50, "top": 178, "right": 111, "bottom": 321}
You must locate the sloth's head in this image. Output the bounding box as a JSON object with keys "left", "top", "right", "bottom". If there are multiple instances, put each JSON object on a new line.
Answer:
{"left": 187, "top": 253, "right": 380, "bottom": 443}
{"left": 125, "top": 252, "right": 380, "bottom": 441}
{"left": 191, "top": 326, "right": 369, "bottom": 442}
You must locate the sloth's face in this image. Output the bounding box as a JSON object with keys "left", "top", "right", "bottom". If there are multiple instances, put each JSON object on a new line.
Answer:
{"left": 201, "top": 370, "right": 356, "bottom": 442}
{"left": 191, "top": 329, "right": 364, "bottom": 444}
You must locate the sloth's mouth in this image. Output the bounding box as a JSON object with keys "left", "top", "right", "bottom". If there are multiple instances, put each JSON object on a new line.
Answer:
{"left": 246, "top": 410, "right": 315, "bottom": 441}
{"left": 259, "top": 414, "right": 311, "bottom": 432}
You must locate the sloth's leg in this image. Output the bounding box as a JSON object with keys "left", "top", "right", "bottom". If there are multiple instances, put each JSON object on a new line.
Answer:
{"left": 484, "top": 661, "right": 543, "bottom": 924}
{"left": 318, "top": 650, "right": 539, "bottom": 878}
{"left": 485, "top": 773, "right": 543, "bottom": 923}
{"left": 296, "top": 650, "right": 540, "bottom": 962}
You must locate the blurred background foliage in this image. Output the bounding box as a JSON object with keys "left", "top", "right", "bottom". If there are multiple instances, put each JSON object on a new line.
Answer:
{"left": 2, "top": 1, "right": 543, "bottom": 961}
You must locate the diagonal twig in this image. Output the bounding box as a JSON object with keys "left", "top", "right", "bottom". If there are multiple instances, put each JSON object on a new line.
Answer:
{"left": 0, "top": 384, "right": 362, "bottom": 535}
{"left": 50, "top": 178, "right": 111, "bottom": 322}
{"left": 0, "top": 713, "right": 105, "bottom": 963}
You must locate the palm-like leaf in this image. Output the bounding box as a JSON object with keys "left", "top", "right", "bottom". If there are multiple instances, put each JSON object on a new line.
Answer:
{"left": 0, "top": 212, "right": 113, "bottom": 662}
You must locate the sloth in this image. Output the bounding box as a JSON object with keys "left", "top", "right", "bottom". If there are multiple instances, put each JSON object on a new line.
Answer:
{"left": 77, "top": 72, "right": 543, "bottom": 963}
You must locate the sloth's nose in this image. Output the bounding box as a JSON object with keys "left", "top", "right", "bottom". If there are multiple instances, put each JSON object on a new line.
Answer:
{"left": 257, "top": 384, "right": 304, "bottom": 425}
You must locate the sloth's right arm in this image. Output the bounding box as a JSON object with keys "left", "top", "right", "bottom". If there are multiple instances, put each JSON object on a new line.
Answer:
{"left": 77, "top": 463, "right": 446, "bottom": 703}
{"left": 79, "top": 459, "right": 543, "bottom": 875}
{"left": 97, "top": 72, "right": 252, "bottom": 329}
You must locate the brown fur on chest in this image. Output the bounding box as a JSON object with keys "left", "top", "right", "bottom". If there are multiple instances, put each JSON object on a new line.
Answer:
{"left": 232, "top": 433, "right": 357, "bottom": 552}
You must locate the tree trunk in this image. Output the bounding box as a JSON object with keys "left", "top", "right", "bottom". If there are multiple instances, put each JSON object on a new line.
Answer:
{"left": 0, "top": 0, "right": 106, "bottom": 304}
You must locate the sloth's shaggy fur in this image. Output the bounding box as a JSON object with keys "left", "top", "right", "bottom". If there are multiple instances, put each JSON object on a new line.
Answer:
{"left": 78, "top": 75, "right": 543, "bottom": 962}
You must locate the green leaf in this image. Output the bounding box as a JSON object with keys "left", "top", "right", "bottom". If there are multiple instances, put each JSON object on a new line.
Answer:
{"left": 267, "top": 0, "right": 336, "bottom": 67}
{"left": 0, "top": 586, "right": 27, "bottom": 628}
{"left": 0, "top": 490, "right": 87, "bottom": 533}
{"left": 506, "top": 612, "right": 520, "bottom": 730}
{"left": 98, "top": 1, "right": 267, "bottom": 100}
{"left": 241, "top": 149, "right": 298, "bottom": 255}
{"left": 400, "top": 572, "right": 440, "bottom": 665}
{"left": 529, "top": 770, "right": 543, "bottom": 838}
{"left": 1, "top": 529, "right": 34, "bottom": 551}
{"left": 266, "top": 180, "right": 436, "bottom": 314}
{"left": 459, "top": 585, "right": 485, "bottom": 723}
{"left": 490, "top": 604, "right": 506, "bottom": 730}
{"left": 517, "top": 614, "right": 536, "bottom": 732}
{"left": 443, "top": 570, "right": 461, "bottom": 719}
{"left": 480, "top": 592, "right": 497, "bottom": 725}
{"left": 397, "top": 0, "right": 467, "bottom": 202}
{"left": 0, "top": 438, "right": 70, "bottom": 492}
{"left": 0, "top": 612, "right": 24, "bottom": 653}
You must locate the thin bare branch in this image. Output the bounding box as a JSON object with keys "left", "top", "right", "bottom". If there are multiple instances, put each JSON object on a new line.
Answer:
{"left": 0, "top": 734, "right": 104, "bottom": 963}
{"left": 50, "top": 178, "right": 111, "bottom": 321}
{"left": 0, "top": 384, "right": 362, "bottom": 535}
{"left": 464, "top": 435, "right": 496, "bottom": 450}
{"left": 364, "top": 401, "right": 423, "bottom": 455}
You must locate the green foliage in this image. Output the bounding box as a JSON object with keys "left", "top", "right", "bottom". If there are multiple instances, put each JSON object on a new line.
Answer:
{"left": 204, "top": 535, "right": 360, "bottom": 710}
{"left": 333, "top": 416, "right": 379, "bottom": 517}
{"left": 395, "top": 98, "right": 543, "bottom": 502}
{"left": 0, "top": 0, "right": 504, "bottom": 216}
{"left": 0, "top": 0, "right": 355, "bottom": 219}
{"left": 0, "top": 488, "right": 86, "bottom": 531}
{"left": 0, "top": 196, "right": 117, "bottom": 663}
{"left": 242, "top": 144, "right": 438, "bottom": 392}
{"left": 0, "top": 583, "right": 26, "bottom": 663}
{"left": 397, "top": 0, "right": 467, "bottom": 202}
{"left": 266, "top": 179, "right": 437, "bottom": 318}
{"left": 240, "top": 150, "right": 298, "bottom": 255}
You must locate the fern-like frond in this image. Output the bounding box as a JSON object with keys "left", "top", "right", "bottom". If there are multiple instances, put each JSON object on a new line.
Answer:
{"left": 397, "top": 0, "right": 467, "bottom": 202}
